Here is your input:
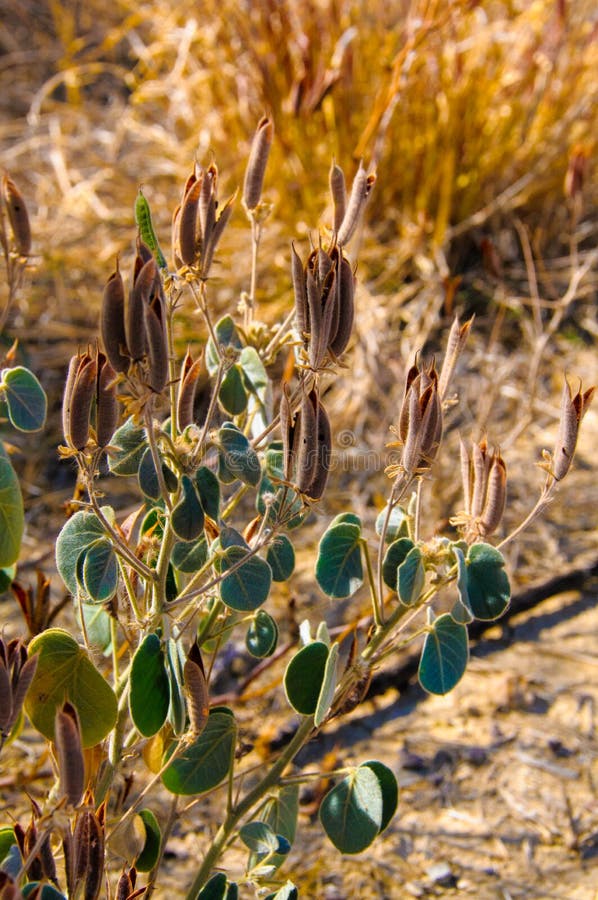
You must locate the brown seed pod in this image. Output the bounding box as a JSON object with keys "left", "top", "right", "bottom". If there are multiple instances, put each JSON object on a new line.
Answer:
{"left": 337, "top": 164, "right": 370, "bottom": 246}
{"left": 62, "top": 354, "right": 81, "bottom": 447}
{"left": 480, "top": 453, "right": 507, "bottom": 536}
{"left": 317, "top": 267, "right": 338, "bottom": 366}
{"left": 202, "top": 192, "right": 235, "bottom": 278}
{"left": 100, "top": 264, "right": 129, "bottom": 373}
{"left": 296, "top": 390, "right": 319, "bottom": 492}
{"left": 305, "top": 396, "right": 332, "bottom": 500}
{"left": 178, "top": 176, "right": 202, "bottom": 267}
{"left": 144, "top": 298, "right": 168, "bottom": 394}
{"left": 133, "top": 239, "right": 154, "bottom": 284}
{"left": 471, "top": 438, "right": 491, "bottom": 518}
{"left": 38, "top": 830, "right": 58, "bottom": 885}
{"left": 306, "top": 270, "right": 323, "bottom": 370}
{"left": 291, "top": 243, "right": 308, "bottom": 341}
{"left": 177, "top": 350, "right": 204, "bottom": 430}
{"left": 184, "top": 641, "right": 209, "bottom": 736}
{"left": 171, "top": 202, "right": 183, "bottom": 269}
{"left": 127, "top": 257, "right": 156, "bottom": 361}
{"left": 438, "top": 315, "right": 474, "bottom": 400}
{"left": 280, "top": 383, "right": 296, "bottom": 482}
{"left": 54, "top": 702, "right": 85, "bottom": 807}
{"left": 328, "top": 253, "right": 355, "bottom": 357}
{"left": 84, "top": 812, "right": 104, "bottom": 900}
{"left": 2, "top": 173, "right": 31, "bottom": 256}
{"left": 96, "top": 354, "right": 119, "bottom": 447}
{"left": 199, "top": 163, "right": 217, "bottom": 251}
{"left": 243, "top": 116, "right": 273, "bottom": 210}
{"left": 116, "top": 871, "right": 134, "bottom": 900}
{"left": 68, "top": 353, "right": 98, "bottom": 451}
{"left": 329, "top": 161, "right": 347, "bottom": 235}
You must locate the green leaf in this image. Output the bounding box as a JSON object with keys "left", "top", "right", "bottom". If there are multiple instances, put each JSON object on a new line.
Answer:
{"left": 219, "top": 365, "right": 248, "bottom": 415}
{"left": 138, "top": 448, "right": 161, "bottom": 500}
{"left": 162, "top": 708, "right": 236, "bottom": 795}
{"left": 382, "top": 538, "right": 415, "bottom": 591}
{"left": 329, "top": 512, "right": 361, "bottom": 528}
{"left": 264, "top": 883, "right": 297, "bottom": 900}
{"left": 239, "top": 821, "right": 282, "bottom": 855}
{"left": 451, "top": 544, "right": 474, "bottom": 624}
{"left": 266, "top": 535, "right": 295, "bottom": 582}
{"left": 397, "top": 546, "right": 425, "bottom": 606}
{"left": 375, "top": 505, "right": 409, "bottom": 542}
{"left": 360, "top": 761, "right": 398, "bottom": 833}
{"left": 219, "top": 546, "right": 272, "bottom": 611}
{"left": 108, "top": 418, "right": 148, "bottom": 476}
{"left": 319, "top": 766, "right": 383, "bottom": 854}
{"left": 0, "top": 826, "right": 16, "bottom": 863}
{"left": 315, "top": 523, "right": 363, "bottom": 599}
{"left": 129, "top": 634, "right": 170, "bottom": 737}
{"left": 25, "top": 628, "right": 117, "bottom": 746}
{"left": 257, "top": 477, "right": 304, "bottom": 530}
{"left": 135, "top": 808, "right": 162, "bottom": 872}
{"left": 246, "top": 610, "right": 278, "bottom": 658}
{"left": 314, "top": 642, "right": 339, "bottom": 727}
{"left": 465, "top": 543, "right": 510, "bottom": 620}
{"left": 1, "top": 366, "right": 47, "bottom": 432}
{"left": 239, "top": 346, "right": 268, "bottom": 400}
{"left": 284, "top": 641, "right": 329, "bottom": 715}
{"left": 0, "top": 443, "right": 23, "bottom": 568}
{"left": 172, "top": 536, "right": 208, "bottom": 574}
{"left": 166, "top": 638, "right": 186, "bottom": 736}
{"left": 418, "top": 613, "right": 469, "bottom": 696}
{"left": 196, "top": 873, "right": 227, "bottom": 900}
{"left": 217, "top": 424, "right": 261, "bottom": 487}
{"left": 171, "top": 475, "right": 204, "bottom": 542}
{"left": 22, "top": 884, "right": 66, "bottom": 899}
{"left": 195, "top": 466, "right": 220, "bottom": 520}
{"left": 81, "top": 538, "right": 118, "bottom": 603}
{"left": 206, "top": 315, "right": 243, "bottom": 375}
{"left": 80, "top": 603, "right": 112, "bottom": 653}
{"left": 249, "top": 785, "right": 299, "bottom": 872}
{"left": 55, "top": 510, "right": 105, "bottom": 595}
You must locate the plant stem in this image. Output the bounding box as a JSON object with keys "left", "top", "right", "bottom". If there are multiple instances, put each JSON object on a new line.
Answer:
{"left": 184, "top": 715, "right": 315, "bottom": 899}
{"left": 361, "top": 537, "right": 382, "bottom": 627}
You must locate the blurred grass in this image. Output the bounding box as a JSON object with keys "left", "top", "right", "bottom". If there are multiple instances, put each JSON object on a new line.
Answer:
{"left": 1, "top": 0, "right": 597, "bottom": 579}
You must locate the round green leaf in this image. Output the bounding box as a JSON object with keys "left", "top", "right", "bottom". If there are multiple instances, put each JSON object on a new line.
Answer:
{"left": 219, "top": 546, "right": 272, "bottom": 611}
{"left": 246, "top": 610, "right": 279, "bottom": 658}
{"left": 0, "top": 443, "right": 23, "bottom": 568}
{"left": 162, "top": 708, "right": 236, "bottom": 795}
{"left": 195, "top": 466, "right": 220, "bottom": 520}
{"left": 108, "top": 418, "right": 148, "bottom": 476}
{"left": 360, "top": 761, "right": 398, "bottom": 833}
{"left": 135, "top": 808, "right": 162, "bottom": 872}
{"left": 1, "top": 366, "right": 47, "bottom": 432}
{"left": 397, "top": 546, "right": 425, "bottom": 606}
{"left": 239, "top": 821, "right": 281, "bottom": 855}
{"left": 284, "top": 641, "right": 329, "bottom": 715}
{"left": 266, "top": 535, "right": 295, "bottom": 582}
{"left": 0, "top": 825, "right": 16, "bottom": 863}
{"left": 172, "top": 536, "right": 208, "bottom": 574}
{"left": 466, "top": 542, "right": 510, "bottom": 620}
{"left": 329, "top": 512, "right": 361, "bottom": 529}
{"left": 375, "top": 505, "right": 409, "bottom": 542}
{"left": 240, "top": 346, "right": 268, "bottom": 400}
{"left": 171, "top": 475, "right": 204, "bottom": 542}
{"left": 138, "top": 448, "right": 161, "bottom": 500}
{"left": 219, "top": 365, "right": 248, "bottom": 415}
{"left": 55, "top": 510, "right": 105, "bottom": 595}
{"left": 25, "top": 628, "right": 117, "bottom": 746}
{"left": 217, "top": 424, "right": 261, "bottom": 487}
{"left": 382, "top": 538, "right": 415, "bottom": 591}
{"left": 129, "top": 633, "right": 170, "bottom": 737}
{"left": 315, "top": 522, "right": 363, "bottom": 599}
{"left": 81, "top": 538, "right": 118, "bottom": 603}
{"left": 418, "top": 613, "right": 469, "bottom": 696}
{"left": 197, "top": 873, "right": 227, "bottom": 900}
{"left": 319, "top": 766, "right": 383, "bottom": 854}
{"left": 206, "top": 315, "right": 243, "bottom": 375}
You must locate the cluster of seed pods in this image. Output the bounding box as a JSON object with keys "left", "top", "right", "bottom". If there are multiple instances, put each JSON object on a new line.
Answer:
{"left": 396, "top": 357, "right": 444, "bottom": 476}
{"left": 459, "top": 437, "right": 507, "bottom": 538}
{"left": 62, "top": 349, "right": 118, "bottom": 452}
{"left": 171, "top": 162, "right": 234, "bottom": 278}
{"left": 280, "top": 385, "right": 331, "bottom": 500}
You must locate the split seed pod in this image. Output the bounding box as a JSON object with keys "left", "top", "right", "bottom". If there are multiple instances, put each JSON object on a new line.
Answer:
{"left": 63, "top": 352, "right": 98, "bottom": 451}
{"left": 305, "top": 395, "right": 331, "bottom": 500}
{"left": 54, "top": 701, "right": 85, "bottom": 807}
{"left": 178, "top": 176, "right": 202, "bottom": 267}
{"left": 144, "top": 294, "right": 168, "bottom": 394}
{"left": 243, "top": 116, "right": 274, "bottom": 211}
{"left": 100, "top": 263, "right": 129, "bottom": 373}
{"left": 551, "top": 377, "right": 595, "bottom": 481}
{"left": 96, "top": 353, "right": 119, "bottom": 447}
{"left": 296, "top": 390, "right": 319, "bottom": 493}
{"left": 2, "top": 173, "right": 31, "bottom": 256}
{"left": 177, "top": 349, "right": 204, "bottom": 429}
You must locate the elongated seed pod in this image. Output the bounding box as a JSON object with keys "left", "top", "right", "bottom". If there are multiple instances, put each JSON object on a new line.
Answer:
{"left": 116, "top": 872, "right": 134, "bottom": 900}
{"left": 25, "top": 822, "right": 43, "bottom": 882}
{"left": 419, "top": 382, "right": 442, "bottom": 466}
{"left": 101, "top": 265, "right": 129, "bottom": 373}
{"left": 317, "top": 246, "right": 333, "bottom": 283}
{"left": 8, "top": 653, "right": 37, "bottom": 735}
{"left": 178, "top": 176, "right": 202, "bottom": 267}
{"left": 145, "top": 299, "right": 168, "bottom": 394}
{"left": 306, "top": 397, "right": 331, "bottom": 500}
{"left": 336, "top": 165, "right": 368, "bottom": 246}
{"left": 329, "top": 162, "right": 347, "bottom": 235}
{"left": 62, "top": 354, "right": 81, "bottom": 447}
{"left": 68, "top": 354, "right": 98, "bottom": 451}
{"left": 133, "top": 239, "right": 154, "bottom": 284}
{"left": 184, "top": 642, "right": 209, "bottom": 736}
{"left": 84, "top": 813, "right": 104, "bottom": 900}
{"left": 0, "top": 663, "right": 11, "bottom": 732}
{"left": 402, "top": 383, "right": 423, "bottom": 474}
{"left": 296, "top": 390, "right": 319, "bottom": 492}
{"left": 135, "top": 189, "right": 167, "bottom": 269}
{"left": 2, "top": 174, "right": 31, "bottom": 256}
{"left": 55, "top": 702, "right": 85, "bottom": 807}
{"left": 171, "top": 202, "right": 183, "bottom": 269}
{"left": 199, "top": 164, "right": 217, "bottom": 252}
{"left": 471, "top": 439, "right": 490, "bottom": 518}
{"left": 39, "top": 831, "right": 58, "bottom": 885}
{"left": 177, "top": 350, "right": 204, "bottom": 429}
{"left": 280, "top": 383, "right": 296, "bottom": 482}
{"left": 127, "top": 257, "right": 155, "bottom": 361}
{"left": 316, "top": 268, "right": 337, "bottom": 367}
{"left": 328, "top": 254, "right": 354, "bottom": 356}
{"left": 243, "top": 116, "right": 273, "bottom": 210}
{"left": 459, "top": 438, "right": 472, "bottom": 514}
{"left": 306, "top": 269, "right": 323, "bottom": 370}
{"left": 96, "top": 355, "right": 119, "bottom": 447}
{"left": 438, "top": 315, "right": 474, "bottom": 399}
{"left": 480, "top": 453, "right": 507, "bottom": 535}
{"left": 291, "top": 244, "right": 308, "bottom": 340}
{"left": 398, "top": 365, "right": 420, "bottom": 442}
{"left": 201, "top": 193, "right": 234, "bottom": 278}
